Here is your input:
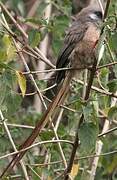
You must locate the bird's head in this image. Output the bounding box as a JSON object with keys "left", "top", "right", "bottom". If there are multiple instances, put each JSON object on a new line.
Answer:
{"left": 76, "top": 5, "right": 104, "bottom": 24}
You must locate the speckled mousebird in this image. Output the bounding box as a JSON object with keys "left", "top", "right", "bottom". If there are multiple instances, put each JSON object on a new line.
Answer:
{"left": 56, "top": 5, "right": 103, "bottom": 84}
{"left": 0, "top": 5, "right": 103, "bottom": 177}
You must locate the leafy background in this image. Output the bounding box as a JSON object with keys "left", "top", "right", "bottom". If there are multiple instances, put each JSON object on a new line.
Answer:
{"left": 0, "top": 0, "right": 117, "bottom": 179}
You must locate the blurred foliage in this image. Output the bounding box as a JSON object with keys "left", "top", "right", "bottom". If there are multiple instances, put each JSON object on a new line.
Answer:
{"left": 0, "top": 0, "right": 117, "bottom": 179}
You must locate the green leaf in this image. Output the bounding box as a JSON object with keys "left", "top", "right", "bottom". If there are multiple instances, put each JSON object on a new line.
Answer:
{"left": 25, "top": 18, "right": 47, "bottom": 26}
{"left": 40, "top": 130, "right": 54, "bottom": 141}
{"left": 0, "top": 62, "right": 15, "bottom": 73}
{"left": 0, "top": 70, "right": 22, "bottom": 116}
{"left": 113, "top": 64, "right": 117, "bottom": 78}
{"left": 37, "top": 2, "right": 48, "bottom": 16}
{"left": 82, "top": 101, "right": 98, "bottom": 124}
{"left": 0, "top": 49, "right": 7, "bottom": 61}
{"left": 0, "top": 62, "right": 9, "bottom": 70}
{"left": 99, "top": 68, "right": 109, "bottom": 88}
{"left": 80, "top": 170, "right": 90, "bottom": 180}
{"left": 52, "top": 15, "right": 69, "bottom": 55}
{"left": 11, "top": 0, "right": 25, "bottom": 16}
{"left": 0, "top": 135, "right": 11, "bottom": 153}
{"left": 0, "top": 81, "right": 7, "bottom": 107}
{"left": 36, "top": 80, "right": 47, "bottom": 90}
{"left": 108, "top": 106, "right": 117, "bottom": 120}
{"left": 52, "top": 38, "right": 62, "bottom": 56}
{"left": 2, "top": 70, "right": 16, "bottom": 89}
{"left": 107, "top": 79, "right": 117, "bottom": 93}
{"left": 0, "top": 71, "right": 16, "bottom": 106}
{"left": 1, "top": 88, "right": 22, "bottom": 116}
{"left": 79, "top": 122, "right": 98, "bottom": 155}
{"left": 109, "top": 32, "right": 117, "bottom": 51}
{"left": 16, "top": 71, "right": 26, "bottom": 97}
{"left": 1, "top": 34, "right": 16, "bottom": 62}
{"left": 7, "top": 91, "right": 21, "bottom": 116}
{"left": 28, "top": 29, "right": 41, "bottom": 48}
{"left": 107, "top": 155, "right": 117, "bottom": 174}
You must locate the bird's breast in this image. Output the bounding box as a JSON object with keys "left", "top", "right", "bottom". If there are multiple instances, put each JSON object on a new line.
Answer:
{"left": 69, "top": 23, "right": 100, "bottom": 69}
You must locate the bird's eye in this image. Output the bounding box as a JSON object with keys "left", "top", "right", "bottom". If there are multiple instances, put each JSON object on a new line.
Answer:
{"left": 94, "top": 11, "right": 103, "bottom": 19}
{"left": 89, "top": 11, "right": 103, "bottom": 20}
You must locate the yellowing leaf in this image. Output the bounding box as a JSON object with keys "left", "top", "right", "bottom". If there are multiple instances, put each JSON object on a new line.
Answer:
{"left": 2, "top": 34, "right": 11, "bottom": 47}
{"left": 70, "top": 163, "right": 79, "bottom": 178}
{"left": 47, "top": 176, "right": 52, "bottom": 180}
{"left": 16, "top": 71, "right": 26, "bottom": 97}
{"left": 2, "top": 34, "right": 16, "bottom": 62}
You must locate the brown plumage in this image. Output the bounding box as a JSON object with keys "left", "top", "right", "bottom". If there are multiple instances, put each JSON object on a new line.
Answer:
{"left": 0, "top": 5, "right": 103, "bottom": 177}
{"left": 56, "top": 6, "right": 103, "bottom": 83}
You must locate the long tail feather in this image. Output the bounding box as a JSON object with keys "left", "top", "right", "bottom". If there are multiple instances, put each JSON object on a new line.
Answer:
{"left": 0, "top": 72, "right": 72, "bottom": 178}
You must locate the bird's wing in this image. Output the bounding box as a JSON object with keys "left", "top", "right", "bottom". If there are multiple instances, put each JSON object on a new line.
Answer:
{"left": 56, "top": 21, "right": 88, "bottom": 83}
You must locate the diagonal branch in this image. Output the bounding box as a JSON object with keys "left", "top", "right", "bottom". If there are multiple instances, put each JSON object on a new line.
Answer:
{"left": 0, "top": 1, "right": 55, "bottom": 69}
{"left": 64, "top": 0, "right": 111, "bottom": 178}
{"left": 0, "top": 11, "right": 68, "bottom": 176}
{"left": 0, "top": 71, "right": 72, "bottom": 177}
{"left": 64, "top": 56, "right": 98, "bottom": 180}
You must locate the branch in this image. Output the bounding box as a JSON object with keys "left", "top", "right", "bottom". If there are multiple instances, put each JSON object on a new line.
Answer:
{"left": 0, "top": 8, "right": 68, "bottom": 175}
{"left": 0, "top": 70, "right": 72, "bottom": 177}
{"left": 0, "top": 140, "right": 73, "bottom": 161}
{"left": 14, "top": 38, "right": 68, "bottom": 175}
{"left": 29, "top": 149, "right": 117, "bottom": 167}
{"left": 0, "top": 110, "right": 29, "bottom": 180}
{"left": 0, "top": 2, "right": 55, "bottom": 69}
{"left": 98, "top": 127, "right": 117, "bottom": 137}
{"left": 64, "top": 55, "right": 98, "bottom": 179}
{"left": 98, "top": 61, "right": 117, "bottom": 69}
{"left": 89, "top": 1, "right": 113, "bottom": 179}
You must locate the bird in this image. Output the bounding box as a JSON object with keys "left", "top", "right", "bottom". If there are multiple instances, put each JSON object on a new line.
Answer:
{"left": 56, "top": 6, "right": 103, "bottom": 84}
{"left": 0, "top": 5, "right": 103, "bottom": 177}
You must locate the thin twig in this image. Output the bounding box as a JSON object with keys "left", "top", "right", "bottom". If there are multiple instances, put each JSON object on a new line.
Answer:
{"left": 104, "top": 0, "right": 111, "bottom": 19}
{"left": 22, "top": 67, "right": 84, "bottom": 75}
{"left": 105, "top": 39, "right": 115, "bottom": 62}
{"left": 64, "top": 55, "right": 98, "bottom": 180}
{"left": 0, "top": 110, "right": 29, "bottom": 180}
{"left": 13, "top": 39, "right": 68, "bottom": 169}
{"left": 0, "top": 12, "right": 68, "bottom": 175}
{"left": 74, "top": 79, "right": 117, "bottom": 98}
{"left": 28, "top": 149, "right": 117, "bottom": 167}
{"left": 98, "top": 126, "right": 117, "bottom": 137}
{"left": 98, "top": 61, "right": 117, "bottom": 69}
{"left": 0, "top": 140, "right": 73, "bottom": 161}
{"left": 97, "top": 0, "right": 104, "bottom": 15}
{"left": 89, "top": 0, "right": 111, "bottom": 178}
{"left": 0, "top": 1, "right": 55, "bottom": 68}
{"left": 27, "top": 165, "right": 41, "bottom": 179}
{"left": 0, "top": 122, "right": 35, "bottom": 129}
